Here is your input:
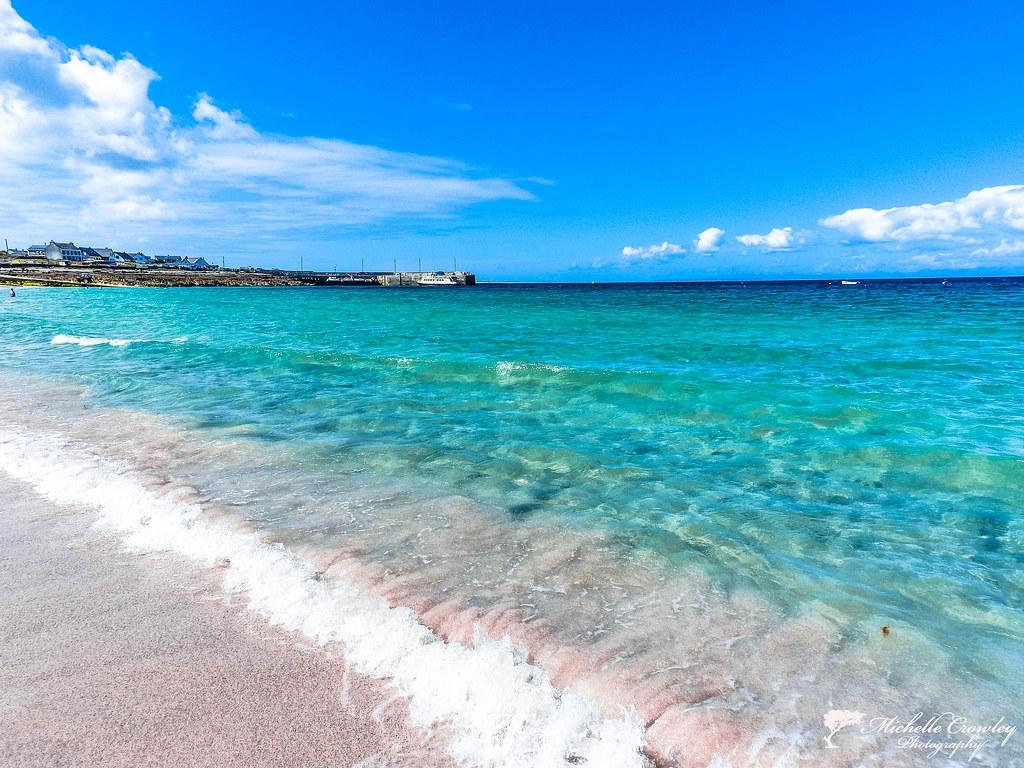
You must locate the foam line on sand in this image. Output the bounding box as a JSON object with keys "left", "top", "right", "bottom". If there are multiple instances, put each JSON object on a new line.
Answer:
{"left": 0, "top": 426, "right": 650, "bottom": 768}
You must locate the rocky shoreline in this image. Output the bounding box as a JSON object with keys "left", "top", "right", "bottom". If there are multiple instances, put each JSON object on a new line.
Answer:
{"left": 0, "top": 266, "right": 312, "bottom": 288}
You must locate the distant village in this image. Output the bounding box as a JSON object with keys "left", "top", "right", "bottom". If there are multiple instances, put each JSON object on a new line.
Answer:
{"left": 2, "top": 240, "right": 219, "bottom": 270}
{"left": 0, "top": 239, "right": 476, "bottom": 288}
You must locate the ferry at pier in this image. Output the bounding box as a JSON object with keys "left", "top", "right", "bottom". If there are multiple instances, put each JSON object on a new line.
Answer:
{"left": 417, "top": 273, "right": 459, "bottom": 286}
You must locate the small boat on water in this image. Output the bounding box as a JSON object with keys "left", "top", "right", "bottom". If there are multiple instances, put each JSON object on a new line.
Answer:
{"left": 417, "top": 272, "right": 459, "bottom": 286}
{"left": 841, "top": 280, "right": 859, "bottom": 285}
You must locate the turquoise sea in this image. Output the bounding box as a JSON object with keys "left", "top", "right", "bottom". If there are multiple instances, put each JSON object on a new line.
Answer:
{"left": 1, "top": 279, "right": 1021, "bottom": 765}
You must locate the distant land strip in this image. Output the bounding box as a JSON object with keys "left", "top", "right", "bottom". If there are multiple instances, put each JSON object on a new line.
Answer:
{"left": 0, "top": 266, "right": 475, "bottom": 288}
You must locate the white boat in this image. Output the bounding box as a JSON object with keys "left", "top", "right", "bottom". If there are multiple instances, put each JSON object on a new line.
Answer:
{"left": 841, "top": 280, "right": 859, "bottom": 285}
{"left": 417, "top": 272, "right": 458, "bottom": 286}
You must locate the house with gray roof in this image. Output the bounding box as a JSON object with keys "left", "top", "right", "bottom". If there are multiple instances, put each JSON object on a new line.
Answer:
{"left": 44, "top": 241, "right": 85, "bottom": 261}
{"left": 152, "top": 254, "right": 183, "bottom": 266}
{"left": 102, "top": 250, "right": 133, "bottom": 265}
{"left": 79, "top": 247, "right": 106, "bottom": 262}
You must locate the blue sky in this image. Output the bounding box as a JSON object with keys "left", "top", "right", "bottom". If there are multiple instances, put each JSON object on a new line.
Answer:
{"left": 3, "top": 0, "right": 1024, "bottom": 280}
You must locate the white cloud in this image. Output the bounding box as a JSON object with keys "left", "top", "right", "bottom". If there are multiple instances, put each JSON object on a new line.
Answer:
{"left": 693, "top": 226, "right": 724, "bottom": 253}
{"left": 0, "top": 0, "right": 47, "bottom": 55}
{"left": 620, "top": 241, "right": 685, "bottom": 262}
{"left": 0, "top": 1, "right": 531, "bottom": 255}
{"left": 736, "top": 227, "right": 794, "bottom": 250}
{"left": 820, "top": 185, "right": 1024, "bottom": 243}
{"left": 900, "top": 253, "right": 985, "bottom": 271}
{"left": 192, "top": 93, "right": 258, "bottom": 140}
{"left": 970, "top": 238, "right": 1024, "bottom": 258}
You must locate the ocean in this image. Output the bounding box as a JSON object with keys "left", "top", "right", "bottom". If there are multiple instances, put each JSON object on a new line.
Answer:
{"left": 1, "top": 279, "right": 1021, "bottom": 766}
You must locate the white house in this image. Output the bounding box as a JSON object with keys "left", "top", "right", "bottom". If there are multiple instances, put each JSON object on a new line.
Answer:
{"left": 44, "top": 241, "right": 85, "bottom": 261}
{"left": 153, "top": 254, "right": 183, "bottom": 266}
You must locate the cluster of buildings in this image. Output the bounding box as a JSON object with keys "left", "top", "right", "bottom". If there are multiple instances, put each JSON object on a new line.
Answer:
{"left": 3, "top": 240, "right": 217, "bottom": 271}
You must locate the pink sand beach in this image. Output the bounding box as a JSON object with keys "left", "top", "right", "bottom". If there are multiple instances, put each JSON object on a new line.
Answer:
{"left": 0, "top": 475, "right": 454, "bottom": 768}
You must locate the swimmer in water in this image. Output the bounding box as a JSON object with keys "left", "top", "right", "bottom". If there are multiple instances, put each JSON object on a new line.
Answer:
{"left": 8, "top": 288, "right": 14, "bottom": 298}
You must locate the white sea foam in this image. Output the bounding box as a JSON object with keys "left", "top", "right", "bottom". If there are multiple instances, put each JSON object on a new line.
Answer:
{"left": 0, "top": 425, "right": 650, "bottom": 768}
{"left": 51, "top": 334, "right": 134, "bottom": 348}
{"left": 496, "top": 360, "right": 525, "bottom": 376}
{"left": 496, "top": 360, "right": 569, "bottom": 377}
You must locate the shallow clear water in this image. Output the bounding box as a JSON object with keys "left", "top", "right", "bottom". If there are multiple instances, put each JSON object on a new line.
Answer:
{"left": 1, "top": 279, "right": 1022, "bottom": 763}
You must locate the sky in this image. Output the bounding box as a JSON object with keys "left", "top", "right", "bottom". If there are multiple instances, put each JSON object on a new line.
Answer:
{"left": 3, "top": 0, "right": 1024, "bottom": 281}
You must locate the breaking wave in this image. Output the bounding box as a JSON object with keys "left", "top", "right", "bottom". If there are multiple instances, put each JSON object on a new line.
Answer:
{"left": 51, "top": 334, "right": 135, "bottom": 348}
{"left": 0, "top": 424, "right": 650, "bottom": 768}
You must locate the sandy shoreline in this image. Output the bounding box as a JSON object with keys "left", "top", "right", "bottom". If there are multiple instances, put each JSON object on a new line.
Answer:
{"left": 0, "top": 474, "right": 453, "bottom": 768}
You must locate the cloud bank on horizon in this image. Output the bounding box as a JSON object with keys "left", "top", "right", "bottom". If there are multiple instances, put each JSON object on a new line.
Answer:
{"left": 0, "top": 1, "right": 530, "bottom": 255}
{"left": 620, "top": 241, "right": 686, "bottom": 262}
{"left": 616, "top": 228, "right": 724, "bottom": 266}
{"left": 819, "top": 186, "right": 1024, "bottom": 243}
{"left": 614, "top": 186, "right": 1024, "bottom": 273}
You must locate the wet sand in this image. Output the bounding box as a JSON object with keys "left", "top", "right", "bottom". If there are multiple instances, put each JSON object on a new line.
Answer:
{"left": 0, "top": 475, "right": 454, "bottom": 768}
